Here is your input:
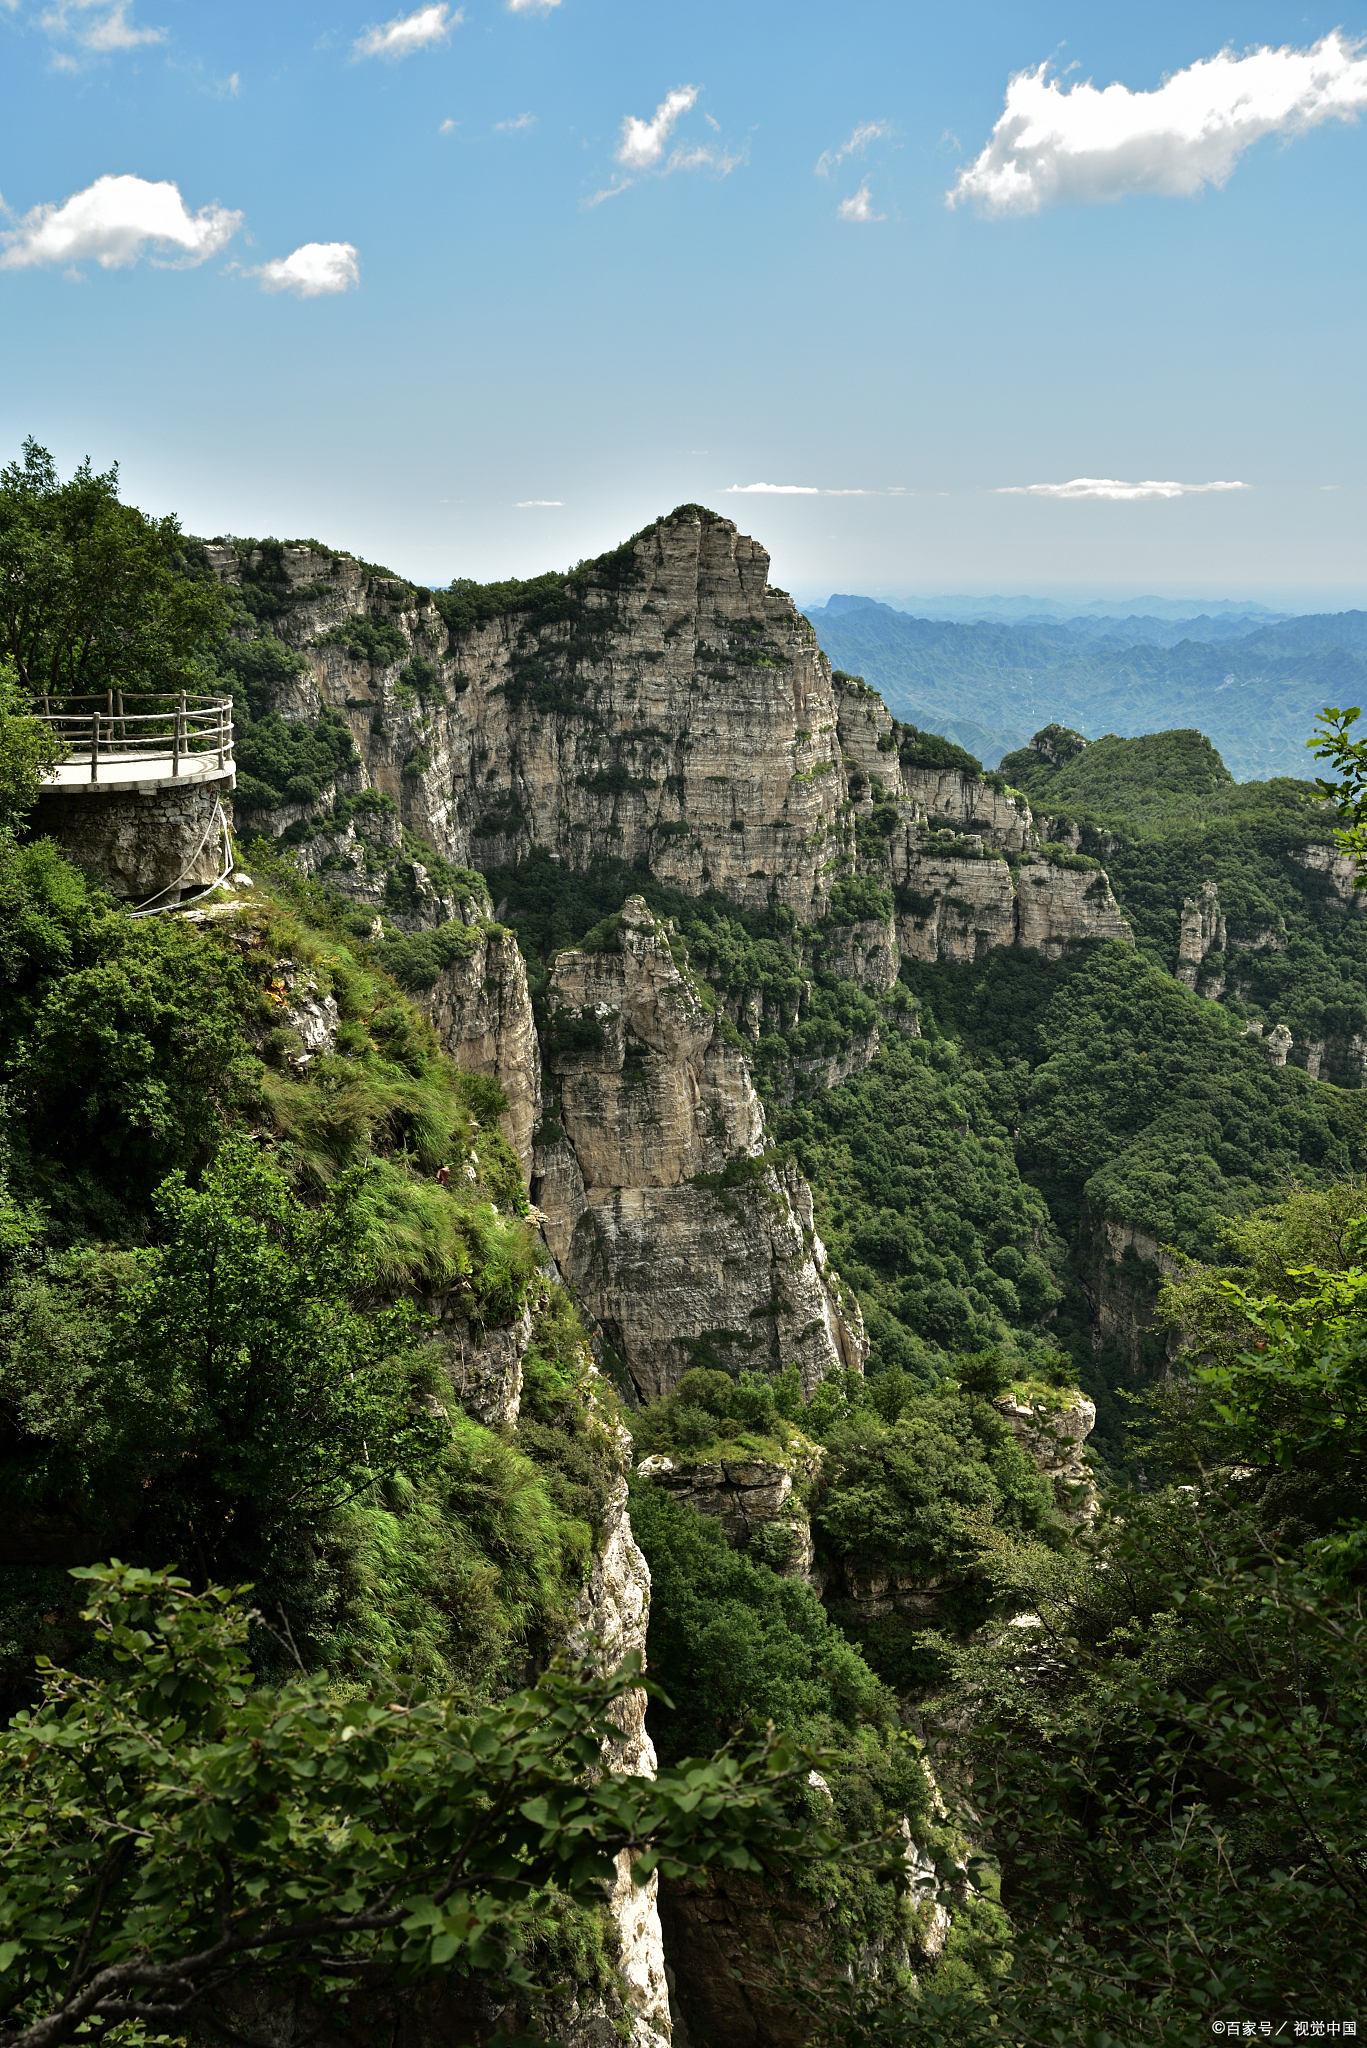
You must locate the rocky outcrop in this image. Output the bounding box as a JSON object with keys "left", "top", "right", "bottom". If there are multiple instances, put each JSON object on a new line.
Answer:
{"left": 1265, "top": 1022, "right": 1293, "bottom": 1067}
{"left": 635, "top": 1436, "right": 821, "bottom": 1581}
{"left": 996, "top": 1390, "right": 1098, "bottom": 1523}
{"left": 766, "top": 1024, "right": 887, "bottom": 1108}
{"left": 892, "top": 851, "right": 1017, "bottom": 963}
{"left": 214, "top": 514, "right": 853, "bottom": 925}
{"left": 419, "top": 923, "right": 541, "bottom": 1175}
{"left": 816, "top": 914, "right": 900, "bottom": 992}
{"left": 533, "top": 897, "right": 865, "bottom": 1402}
{"left": 1013, "top": 856, "right": 1133, "bottom": 958}
{"left": 221, "top": 513, "right": 1141, "bottom": 989}
{"left": 436, "top": 1304, "right": 533, "bottom": 1430}
{"left": 562, "top": 1405, "right": 672, "bottom": 2048}
{"left": 1084, "top": 1218, "right": 1183, "bottom": 1376}
{"left": 1292, "top": 842, "right": 1363, "bottom": 903}
{"left": 1176, "top": 881, "right": 1226, "bottom": 990}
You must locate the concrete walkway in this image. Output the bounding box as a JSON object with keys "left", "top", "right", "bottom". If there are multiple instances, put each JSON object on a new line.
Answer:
{"left": 44, "top": 752, "right": 234, "bottom": 794}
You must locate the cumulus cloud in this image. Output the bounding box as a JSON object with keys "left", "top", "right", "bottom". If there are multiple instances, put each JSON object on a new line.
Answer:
{"left": 253, "top": 241, "right": 360, "bottom": 297}
{"left": 617, "top": 85, "right": 699, "bottom": 169}
{"left": 353, "top": 3, "right": 457, "bottom": 61}
{"left": 815, "top": 119, "right": 890, "bottom": 177}
{"left": 0, "top": 173, "right": 241, "bottom": 270}
{"left": 495, "top": 112, "right": 535, "bottom": 131}
{"left": 951, "top": 32, "right": 1367, "bottom": 215}
{"left": 999, "top": 478, "right": 1250, "bottom": 500}
{"left": 837, "top": 180, "right": 883, "bottom": 222}
{"left": 508, "top": 0, "right": 558, "bottom": 11}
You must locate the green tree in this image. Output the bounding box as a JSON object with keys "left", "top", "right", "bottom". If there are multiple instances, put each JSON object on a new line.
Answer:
{"left": 1, "top": 1142, "right": 445, "bottom": 1596}
{"left": 0, "top": 439, "right": 227, "bottom": 701}
{"left": 0, "top": 1563, "right": 825, "bottom": 2048}
{"left": 0, "top": 832, "right": 257, "bottom": 1230}
{"left": 0, "top": 662, "right": 67, "bottom": 826}
{"left": 1309, "top": 702, "right": 1367, "bottom": 881}
{"left": 876, "top": 1506, "right": 1367, "bottom": 2046}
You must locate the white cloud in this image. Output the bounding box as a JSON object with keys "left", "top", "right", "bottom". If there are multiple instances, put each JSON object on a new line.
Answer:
{"left": 617, "top": 85, "right": 699, "bottom": 169}
{"left": 508, "top": 0, "right": 558, "bottom": 11}
{"left": 838, "top": 180, "right": 883, "bottom": 222}
{"left": 439, "top": 116, "right": 456, "bottom": 133}
{"left": 727, "top": 482, "right": 906, "bottom": 497}
{"left": 951, "top": 32, "right": 1367, "bottom": 215}
{"left": 353, "top": 3, "right": 457, "bottom": 61}
{"left": 495, "top": 111, "right": 535, "bottom": 131}
{"left": 516, "top": 499, "right": 562, "bottom": 506}
{"left": 27, "top": 0, "right": 162, "bottom": 63}
{"left": 815, "top": 119, "right": 890, "bottom": 177}
{"left": 999, "top": 478, "right": 1250, "bottom": 500}
{"left": 254, "top": 241, "right": 360, "bottom": 297}
{"left": 36, "top": 0, "right": 163, "bottom": 52}
{"left": 0, "top": 173, "right": 241, "bottom": 270}
{"left": 586, "top": 85, "right": 740, "bottom": 204}
{"left": 79, "top": 0, "right": 158, "bottom": 47}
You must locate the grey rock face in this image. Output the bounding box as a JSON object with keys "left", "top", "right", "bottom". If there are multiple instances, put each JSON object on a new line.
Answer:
{"left": 634, "top": 1446, "right": 819, "bottom": 1580}
{"left": 1013, "top": 857, "right": 1132, "bottom": 958}
{"left": 436, "top": 1305, "right": 533, "bottom": 1430}
{"left": 1177, "top": 880, "right": 1227, "bottom": 990}
{"left": 996, "top": 1390, "right": 1099, "bottom": 1524}
{"left": 418, "top": 922, "right": 542, "bottom": 1176}
{"left": 533, "top": 897, "right": 865, "bottom": 1403}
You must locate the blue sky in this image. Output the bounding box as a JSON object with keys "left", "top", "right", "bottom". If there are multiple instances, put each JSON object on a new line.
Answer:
{"left": 3, "top": 0, "right": 1366, "bottom": 605}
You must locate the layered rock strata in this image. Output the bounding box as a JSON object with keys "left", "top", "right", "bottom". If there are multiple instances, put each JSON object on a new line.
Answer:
{"left": 214, "top": 515, "right": 852, "bottom": 922}
{"left": 532, "top": 897, "right": 865, "bottom": 1402}
{"left": 418, "top": 921, "right": 542, "bottom": 1175}
{"left": 634, "top": 1439, "right": 821, "bottom": 1581}
{"left": 1013, "top": 856, "right": 1132, "bottom": 958}
{"left": 216, "top": 512, "right": 1139, "bottom": 975}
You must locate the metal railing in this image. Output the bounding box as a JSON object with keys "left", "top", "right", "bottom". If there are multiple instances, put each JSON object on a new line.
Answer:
{"left": 33, "top": 690, "right": 234, "bottom": 784}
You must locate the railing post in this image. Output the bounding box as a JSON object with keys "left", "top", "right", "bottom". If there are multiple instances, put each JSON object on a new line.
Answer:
{"left": 116, "top": 688, "right": 124, "bottom": 745}
{"left": 173, "top": 704, "right": 182, "bottom": 775}
{"left": 90, "top": 711, "right": 99, "bottom": 784}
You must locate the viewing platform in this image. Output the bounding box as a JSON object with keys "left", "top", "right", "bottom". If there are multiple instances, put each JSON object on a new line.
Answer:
{"left": 32, "top": 690, "right": 237, "bottom": 905}
{"left": 34, "top": 690, "right": 235, "bottom": 793}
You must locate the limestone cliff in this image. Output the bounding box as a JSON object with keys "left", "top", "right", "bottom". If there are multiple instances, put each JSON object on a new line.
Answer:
{"left": 418, "top": 924, "right": 541, "bottom": 1176}
{"left": 996, "top": 1390, "right": 1099, "bottom": 1523}
{"left": 215, "top": 514, "right": 852, "bottom": 922}
{"left": 1013, "top": 855, "right": 1132, "bottom": 958}
{"left": 533, "top": 897, "right": 865, "bottom": 1402}
{"left": 634, "top": 1435, "right": 822, "bottom": 1583}
{"left": 216, "top": 511, "right": 1135, "bottom": 979}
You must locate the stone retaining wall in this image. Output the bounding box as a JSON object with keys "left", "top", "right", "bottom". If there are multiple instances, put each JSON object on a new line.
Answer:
{"left": 33, "top": 773, "right": 234, "bottom": 904}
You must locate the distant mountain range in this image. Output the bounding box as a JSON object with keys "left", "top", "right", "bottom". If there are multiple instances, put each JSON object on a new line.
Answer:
{"left": 803, "top": 596, "right": 1367, "bottom": 781}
